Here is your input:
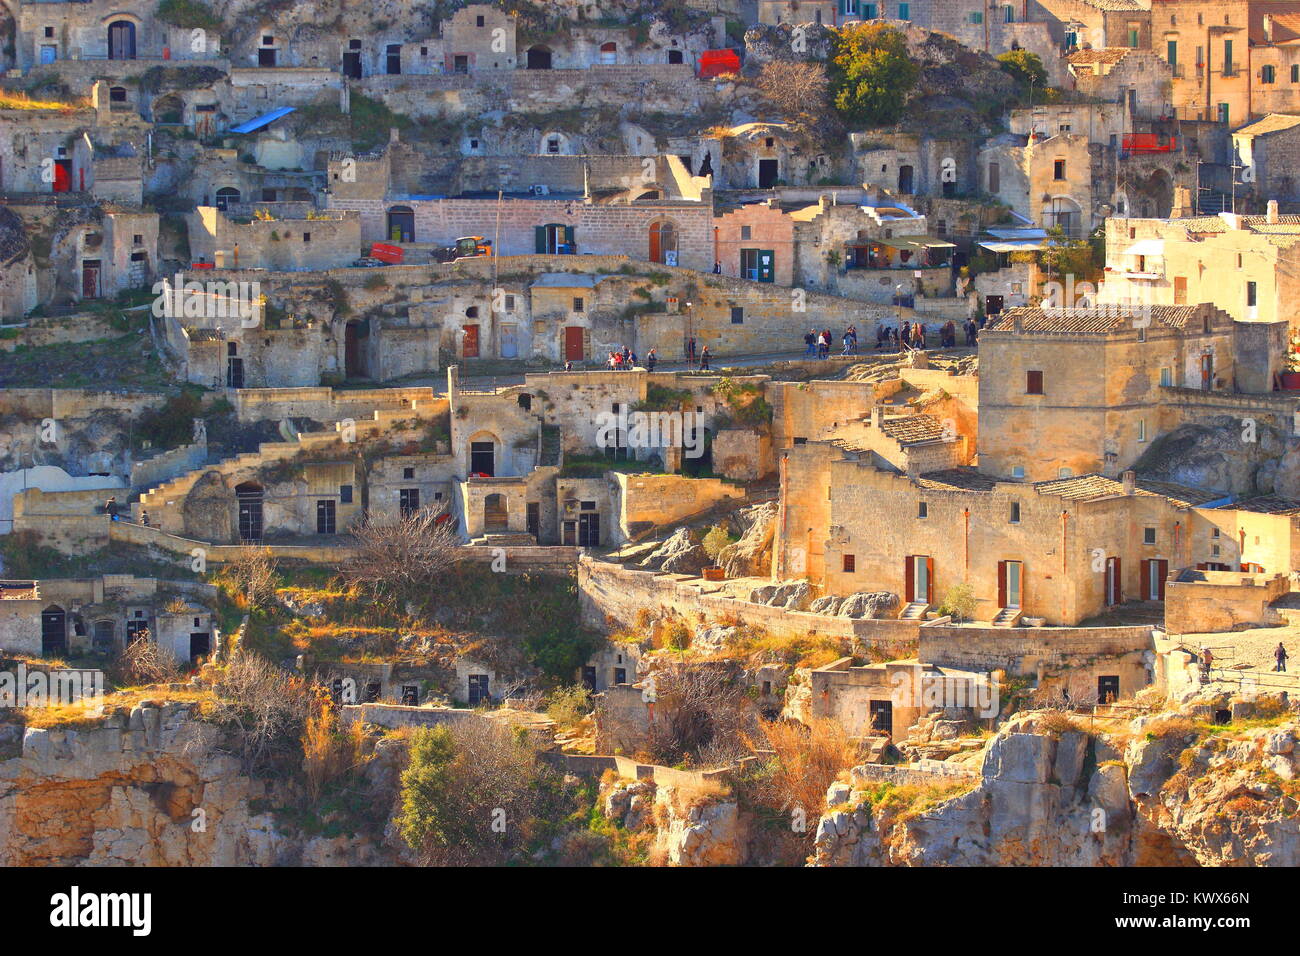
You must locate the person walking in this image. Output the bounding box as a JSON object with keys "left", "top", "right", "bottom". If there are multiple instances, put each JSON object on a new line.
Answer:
{"left": 646, "top": 348, "right": 657, "bottom": 372}
{"left": 900, "top": 321, "right": 911, "bottom": 350}
{"left": 816, "top": 329, "right": 828, "bottom": 360}
{"left": 699, "top": 345, "right": 712, "bottom": 371}
{"left": 804, "top": 329, "right": 817, "bottom": 356}
{"left": 686, "top": 337, "right": 697, "bottom": 364}
{"left": 1277, "top": 642, "right": 1289, "bottom": 673}
{"left": 1201, "top": 646, "right": 1214, "bottom": 681}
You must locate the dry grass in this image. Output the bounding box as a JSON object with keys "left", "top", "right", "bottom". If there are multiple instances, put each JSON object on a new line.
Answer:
{"left": 743, "top": 717, "right": 860, "bottom": 821}
{"left": 19, "top": 687, "right": 216, "bottom": 729}
{"left": 0, "top": 92, "right": 87, "bottom": 112}
{"left": 302, "top": 687, "right": 371, "bottom": 803}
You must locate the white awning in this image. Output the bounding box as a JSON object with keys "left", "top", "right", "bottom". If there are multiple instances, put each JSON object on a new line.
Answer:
{"left": 1122, "top": 238, "right": 1165, "bottom": 257}
{"left": 979, "top": 240, "right": 1050, "bottom": 253}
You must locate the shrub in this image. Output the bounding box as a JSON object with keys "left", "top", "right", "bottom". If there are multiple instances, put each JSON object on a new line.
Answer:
{"left": 828, "top": 23, "right": 919, "bottom": 127}
{"left": 545, "top": 685, "right": 592, "bottom": 731}
{"left": 702, "top": 524, "right": 735, "bottom": 563}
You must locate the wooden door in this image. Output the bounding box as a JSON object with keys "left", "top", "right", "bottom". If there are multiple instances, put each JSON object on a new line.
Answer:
{"left": 564, "top": 326, "right": 584, "bottom": 361}
{"left": 462, "top": 324, "right": 479, "bottom": 358}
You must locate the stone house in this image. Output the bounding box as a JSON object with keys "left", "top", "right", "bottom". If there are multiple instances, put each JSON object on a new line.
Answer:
{"left": 0, "top": 575, "right": 216, "bottom": 664}
{"left": 978, "top": 131, "right": 1096, "bottom": 237}
{"left": 1029, "top": 0, "right": 1150, "bottom": 51}
{"left": 977, "top": 304, "right": 1239, "bottom": 482}
{"left": 1066, "top": 48, "right": 1173, "bottom": 122}
{"left": 1097, "top": 209, "right": 1300, "bottom": 334}
{"left": 1231, "top": 114, "right": 1300, "bottom": 206}
{"left": 713, "top": 199, "right": 795, "bottom": 285}
{"left": 851, "top": 130, "right": 980, "bottom": 200}
{"left": 0, "top": 206, "right": 38, "bottom": 320}
{"left": 809, "top": 657, "right": 997, "bottom": 739}
{"left": 186, "top": 206, "right": 362, "bottom": 271}
{"left": 774, "top": 443, "right": 1220, "bottom": 625}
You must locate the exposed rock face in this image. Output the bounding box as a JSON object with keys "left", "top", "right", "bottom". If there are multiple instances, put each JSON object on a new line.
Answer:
{"left": 640, "top": 528, "right": 711, "bottom": 575}
{"left": 718, "top": 501, "right": 777, "bottom": 579}
{"left": 813, "top": 707, "right": 1300, "bottom": 867}
{"left": 1132, "top": 417, "right": 1289, "bottom": 497}
{"left": 837, "top": 591, "right": 898, "bottom": 619}
{"left": 750, "top": 579, "right": 812, "bottom": 610}
{"left": 0, "top": 703, "right": 394, "bottom": 866}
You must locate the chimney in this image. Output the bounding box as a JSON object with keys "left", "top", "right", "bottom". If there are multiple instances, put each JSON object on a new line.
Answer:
{"left": 1266, "top": 14, "right": 1274, "bottom": 43}
{"left": 1268, "top": 199, "right": 1280, "bottom": 223}
{"left": 872, "top": 405, "right": 885, "bottom": 428}
{"left": 819, "top": 194, "right": 830, "bottom": 212}
{"left": 1011, "top": 310, "right": 1023, "bottom": 333}
{"left": 1121, "top": 470, "right": 1136, "bottom": 495}
{"left": 1170, "top": 185, "right": 1193, "bottom": 219}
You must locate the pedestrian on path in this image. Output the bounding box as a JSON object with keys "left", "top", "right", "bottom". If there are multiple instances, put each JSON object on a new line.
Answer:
{"left": 1277, "top": 642, "right": 1289, "bottom": 673}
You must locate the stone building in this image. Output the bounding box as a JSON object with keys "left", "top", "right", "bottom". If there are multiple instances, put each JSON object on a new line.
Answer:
{"left": 978, "top": 131, "right": 1096, "bottom": 237}
{"left": 774, "top": 442, "right": 1220, "bottom": 625}
{"left": 186, "top": 207, "right": 362, "bottom": 271}
{"left": 1231, "top": 114, "right": 1300, "bottom": 207}
{"left": 1097, "top": 209, "right": 1300, "bottom": 334}
{"left": 977, "top": 304, "right": 1237, "bottom": 482}
{"left": 0, "top": 206, "right": 37, "bottom": 320}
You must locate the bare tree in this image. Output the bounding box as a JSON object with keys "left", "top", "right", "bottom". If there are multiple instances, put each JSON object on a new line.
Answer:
{"left": 757, "top": 60, "right": 830, "bottom": 128}
{"left": 640, "top": 661, "right": 754, "bottom": 767}
{"left": 227, "top": 546, "right": 278, "bottom": 609}
{"left": 207, "top": 649, "right": 312, "bottom": 771}
{"left": 341, "top": 506, "right": 460, "bottom": 600}
{"left": 111, "top": 633, "right": 182, "bottom": 686}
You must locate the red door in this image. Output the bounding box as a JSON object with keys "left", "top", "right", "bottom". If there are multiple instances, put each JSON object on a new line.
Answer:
{"left": 1200, "top": 354, "right": 1213, "bottom": 390}
{"left": 564, "top": 326, "right": 584, "bottom": 362}
{"left": 904, "top": 556, "right": 915, "bottom": 603}
{"left": 997, "top": 561, "right": 1007, "bottom": 608}
{"left": 53, "top": 160, "right": 72, "bottom": 193}
{"left": 462, "top": 324, "right": 479, "bottom": 358}
{"left": 925, "top": 557, "right": 934, "bottom": 605}
{"left": 81, "top": 262, "right": 101, "bottom": 299}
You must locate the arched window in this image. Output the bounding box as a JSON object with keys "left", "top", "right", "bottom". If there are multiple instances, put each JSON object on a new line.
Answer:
{"left": 600, "top": 41, "right": 617, "bottom": 65}
{"left": 648, "top": 220, "right": 677, "bottom": 265}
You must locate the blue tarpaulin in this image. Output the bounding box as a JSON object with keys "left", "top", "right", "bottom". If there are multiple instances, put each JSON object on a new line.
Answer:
{"left": 229, "top": 106, "right": 296, "bottom": 134}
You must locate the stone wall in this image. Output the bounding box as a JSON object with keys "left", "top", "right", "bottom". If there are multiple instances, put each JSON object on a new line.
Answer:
{"left": 1164, "top": 570, "right": 1290, "bottom": 635}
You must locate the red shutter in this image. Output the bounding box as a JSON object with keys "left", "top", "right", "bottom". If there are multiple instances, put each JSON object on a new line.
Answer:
{"left": 1157, "top": 560, "right": 1168, "bottom": 600}
{"left": 904, "top": 556, "right": 915, "bottom": 603}
{"left": 1140, "top": 559, "right": 1150, "bottom": 601}
{"left": 1114, "top": 557, "right": 1121, "bottom": 604}
{"left": 925, "top": 557, "right": 935, "bottom": 605}
{"left": 1196, "top": 562, "right": 1208, "bottom": 571}
{"left": 997, "top": 561, "right": 1007, "bottom": 608}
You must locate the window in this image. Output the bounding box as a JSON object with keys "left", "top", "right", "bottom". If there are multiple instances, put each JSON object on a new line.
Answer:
{"left": 918, "top": 501, "right": 928, "bottom": 519}
{"left": 1224, "top": 39, "right": 1234, "bottom": 73}
{"left": 1053, "top": 159, "right": 1066, "bottom": 180}
{"left": 1009, "top": 502, "right": 1021, "bottom": 524}
{"left": 988, "top": 162, "right": 1000, "bottom": 192}
{"left": 302, "top": 232, "right": 311, "bottom": 242}
{"left": 740, "top": 225, "right": 752, "bottom": 240}
{"left": 1012, "top": 465, "right": 1026, "bottom": 479}
{"left": 1263, "top": 65, "right": 1276, "bottom": 84}
{"left": 339, "top": 484, "right": 353, "bottom": 504}
{"left": 1058, "top": 468, "right": 1073, "bottom": 478}
{"left": 403, "top": 467, "right": 415, "bottom": 479}
{"left": 842, "top": 554, "right": 856, "bottom": 573}
{"left": 1160, "top": 367, "right": 1172, "bottom": 386}
{"left": 1138, "top": 419, "right": 1147, "bottom": 442}
{"left": 898, "top": 2, "right": 910, "bottom": 18}
{"left": 969, "top": 11, "right": 983, "bottom": 23}
{"left": 1173, "top": 275, "right": 1187, "bottom": 304}
{"left": 476, "top": 14, "right": 485, "bottom": 26}
{"left": 1246, "top": 281, "right": 1257, "bottom": 308}
{"left": 1212, "top": 528, "right": 1220, "bottom": 538}
{"left": 316, "top": 499, "right": 336, "bottom": 534}
{"left": 132, "top": 234, "right": 142, "bottom": 245}
{"left": 573, "top": 297, "right": 584, "bottom": 312}
{"left": 547, "top": 137, "right": 560, "bottom": 154}
{"left": 1293, "top": 64, "right": 1300, "bottom": 84}
{"left": 1144, "top": 527, "right": 1156, "bottom": 545}
{"left": 44, "top": 26, "right": 54, "bottom": 37}
{"left": 731, "top": 307, "right": 744, "bottom": 324}
{"left": 399, "top": 488, "right": 420, "bottom": 517}
{"left": 1212, "top": 544, "right": 1221, "bottom": 557}
{"left": 1137, "top": 326, "right": 1146, "bottom": 343}
{"left": 1167, "top": 40, "right": 1177, "bottom": 68}
{"left": 1128, "top": 26, "right": 1139, "bottom": 48}
{"left": 1026, "top": 370, "right": 1044, "bottom": 394}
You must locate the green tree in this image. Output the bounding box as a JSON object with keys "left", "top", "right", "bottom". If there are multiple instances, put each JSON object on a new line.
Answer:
{"left": 828, "top": 23, "right": 919, "bottom": 127}
{"left": 997, "top": 50, "right": 1048, "bottom": 92}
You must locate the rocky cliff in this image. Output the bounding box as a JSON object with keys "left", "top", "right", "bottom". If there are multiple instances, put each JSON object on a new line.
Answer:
{"left": 813, "top": 701, "right": 1300, "bottom": 867}
{"left": 0, "top": 702, "right": 396, "bottom": 866}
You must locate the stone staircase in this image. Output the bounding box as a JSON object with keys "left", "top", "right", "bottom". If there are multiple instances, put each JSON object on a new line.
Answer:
{"left": 898, "top": 601, "right": 929, "bottom": 621}
{"left": 992, "top": 607, "right": 1023, "bottom": 627}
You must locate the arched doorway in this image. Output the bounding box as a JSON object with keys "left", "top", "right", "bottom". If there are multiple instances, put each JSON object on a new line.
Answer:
{"left": 235, "top": 482, "right": 264, "bottom": 542}
{"left": 469, "top": 435, "right": 496, "bottom": 476}
{"left": 107, "top": 20, "right": 136, "bottom": 60}
{"left": 41, "top": 605, "right": 67, "bottom": 657}
{"left": 1045, "top": 196, "right": 1082, "bottom": 236}
{"left": 215, "top": 187, "right": 240, "bottom": 211}
{"left": 599, "top": 42, "right": 617, "bottom": 65}
{"left": 648, "top": 220, "right": 677, "bottom": 264}
{"left": 484, "top": 493, "right": 508, "bottom": 532}
{"left": 387, "top": 205, "right": 415, "bottom": 243}
{"left": 344, "top": 319, "right": 368, "bottom": 378}
{"left": 526, "top": 45, "right": 552, "bottom": 69}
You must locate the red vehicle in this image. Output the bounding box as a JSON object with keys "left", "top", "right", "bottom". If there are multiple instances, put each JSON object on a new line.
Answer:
{"left": 369, "top": 242, "right": 405, "bottom": 264}
{"left": 698, "top": 49, "right": 741, "bottom": 78}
